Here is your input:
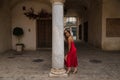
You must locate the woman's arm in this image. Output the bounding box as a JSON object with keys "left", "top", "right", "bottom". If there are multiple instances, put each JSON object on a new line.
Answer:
{"left": 68, "top": 37, "right": 71, "bottom": 51}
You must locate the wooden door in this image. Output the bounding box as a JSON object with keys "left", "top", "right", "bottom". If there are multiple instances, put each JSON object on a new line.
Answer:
{"left": 84, "top": 22, "right": 88, "bottom": 42}
{"left": 79, "top": 24, "right": 82, "bottom": 40}
{"left": 37, "top": 19, "right": 52, "bottom": 49}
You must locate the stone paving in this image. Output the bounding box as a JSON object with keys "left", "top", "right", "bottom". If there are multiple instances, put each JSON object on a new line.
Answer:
{"left": 0, "top": 42, "right": 120, "bottom": 80}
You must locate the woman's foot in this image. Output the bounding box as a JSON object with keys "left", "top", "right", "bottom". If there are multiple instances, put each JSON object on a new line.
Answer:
{"left": 66, "top": 70, "right": 70, "bottom": 74}
{"left": 73, "top": 68, "right": 77, "bottom": 74}
{"left": 66, "top": 67, "right": 71, "bottom": 74}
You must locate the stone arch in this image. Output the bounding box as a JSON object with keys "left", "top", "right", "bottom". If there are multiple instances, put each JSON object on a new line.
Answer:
{"left": 10, "top": 0, "right": 51, "bottom": 10}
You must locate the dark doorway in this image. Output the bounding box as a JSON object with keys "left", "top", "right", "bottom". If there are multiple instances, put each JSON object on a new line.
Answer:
{"left": 79, "top": 24, "right": 82, "bottom": 40}
{"left": 84, "top": 22, "right": 88, "bottom": 42}
{"left": 37, "top": 19, "right": 52, "bottom": 49}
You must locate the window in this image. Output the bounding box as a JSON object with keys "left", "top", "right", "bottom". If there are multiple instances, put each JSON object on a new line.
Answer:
{"left": 72, "top": 27, "right": 77, "bottom": 36}
{"left": 64, "top": 17, "right": 78, "bottom": 40}
{"left": 65, "top": 17, "right": 77, "bottom": 26}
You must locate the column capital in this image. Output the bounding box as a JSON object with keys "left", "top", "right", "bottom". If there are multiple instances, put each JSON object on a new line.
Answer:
{"left": 50, "top": 0, "right": 65, "bottom": 4}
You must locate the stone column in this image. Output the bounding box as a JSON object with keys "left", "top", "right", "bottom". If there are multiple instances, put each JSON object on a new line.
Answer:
{"left": 49, "top": 0, "right": 67, "bottom": 77}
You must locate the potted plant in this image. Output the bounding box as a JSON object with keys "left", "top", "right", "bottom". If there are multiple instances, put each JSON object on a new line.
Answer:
{"left": 13, "top": 27, "right": 24, "bottom": 52}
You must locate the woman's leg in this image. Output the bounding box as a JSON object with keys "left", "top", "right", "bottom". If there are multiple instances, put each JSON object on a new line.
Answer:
{"left": 66, "top": 67, "right": 71, "bottom": 74}
{"left": 73, "top": 67, "right": 77, "bottom": 73}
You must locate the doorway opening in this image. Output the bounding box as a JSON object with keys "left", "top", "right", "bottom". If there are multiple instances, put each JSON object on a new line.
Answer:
{"left": 64, "top": 17, "right": 78, "bottom": 40}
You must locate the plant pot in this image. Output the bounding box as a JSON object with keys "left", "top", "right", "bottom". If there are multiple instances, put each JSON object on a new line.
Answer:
{"left": 16, "top": 44, "right": 24, "bottom": 52}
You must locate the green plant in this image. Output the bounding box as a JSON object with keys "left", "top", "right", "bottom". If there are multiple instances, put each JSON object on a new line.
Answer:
{"left": 13, "top": 27, "right": 24, "bottom": 45}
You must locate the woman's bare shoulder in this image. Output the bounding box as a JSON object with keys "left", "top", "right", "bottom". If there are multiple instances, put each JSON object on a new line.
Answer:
{"left": 68, "top": 36, "right": 74, "bottom": 41}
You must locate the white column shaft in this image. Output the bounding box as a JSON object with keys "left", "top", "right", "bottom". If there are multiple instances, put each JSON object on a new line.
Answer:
{"left": 52, "top": 2, "right": 64, "bottom": 69}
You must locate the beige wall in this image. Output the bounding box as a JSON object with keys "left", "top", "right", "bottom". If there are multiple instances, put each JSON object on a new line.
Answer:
{"left": 88, "top": 0, "right": 102, "bottom": 48}
{"left": 102, "top": 0, "right": 120, "bottom": 50}
{"left": 0, "top": 0, "right": 12, "bottom": 53}
{"left": 12, "top": 1, "right": 51, "bottom": 50}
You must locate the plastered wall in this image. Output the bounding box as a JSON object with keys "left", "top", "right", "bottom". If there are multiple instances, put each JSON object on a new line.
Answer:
{"left": 102, "top": 0, "right": 120, "bottom": 50}
{"left": 0, "top": 0, "right": 12, "bottom": 53}
{"left": 12, "top": 1, "right": 51, "bottom": 50}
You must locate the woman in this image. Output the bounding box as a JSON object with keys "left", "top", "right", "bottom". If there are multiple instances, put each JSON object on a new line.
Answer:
{"left": 64, "top": 29, "right": 78, "bottom": 74}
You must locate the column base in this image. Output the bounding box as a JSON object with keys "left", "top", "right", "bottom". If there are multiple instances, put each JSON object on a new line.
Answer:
{"left": 49, "top": 68, "right": 68, "bottom": 77}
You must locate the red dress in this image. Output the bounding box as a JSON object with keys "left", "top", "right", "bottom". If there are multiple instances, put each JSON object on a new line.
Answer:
{"left": 65, "top": 41, "right": 78, "bottom": 67}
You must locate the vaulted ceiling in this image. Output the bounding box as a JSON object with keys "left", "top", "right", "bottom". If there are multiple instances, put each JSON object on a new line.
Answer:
{"left": 10, "top": 0, "right": 90, "bottom": 9}
{"left": 9, "top": 0, "right": 100, "bottom": 16}
{"left": 10, "top": 0, "right": 51, "bottom": 9}
{"left": 65, "top": 0, "right": 90, "bottom": 9}
{"left": 65, "top": 0, "right": 91, "bottom": 16}
{"left": 10, "top": 0, "right": 91, "bottom": 15}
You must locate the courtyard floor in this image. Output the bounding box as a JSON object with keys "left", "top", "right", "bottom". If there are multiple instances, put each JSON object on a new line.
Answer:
{"left": 0, "top": 42, "right": 120, "bottom": 80}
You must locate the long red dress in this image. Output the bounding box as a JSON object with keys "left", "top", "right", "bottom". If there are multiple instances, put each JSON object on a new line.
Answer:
{"left": 65, "top": 41, "right": 78, "bottom": 67}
